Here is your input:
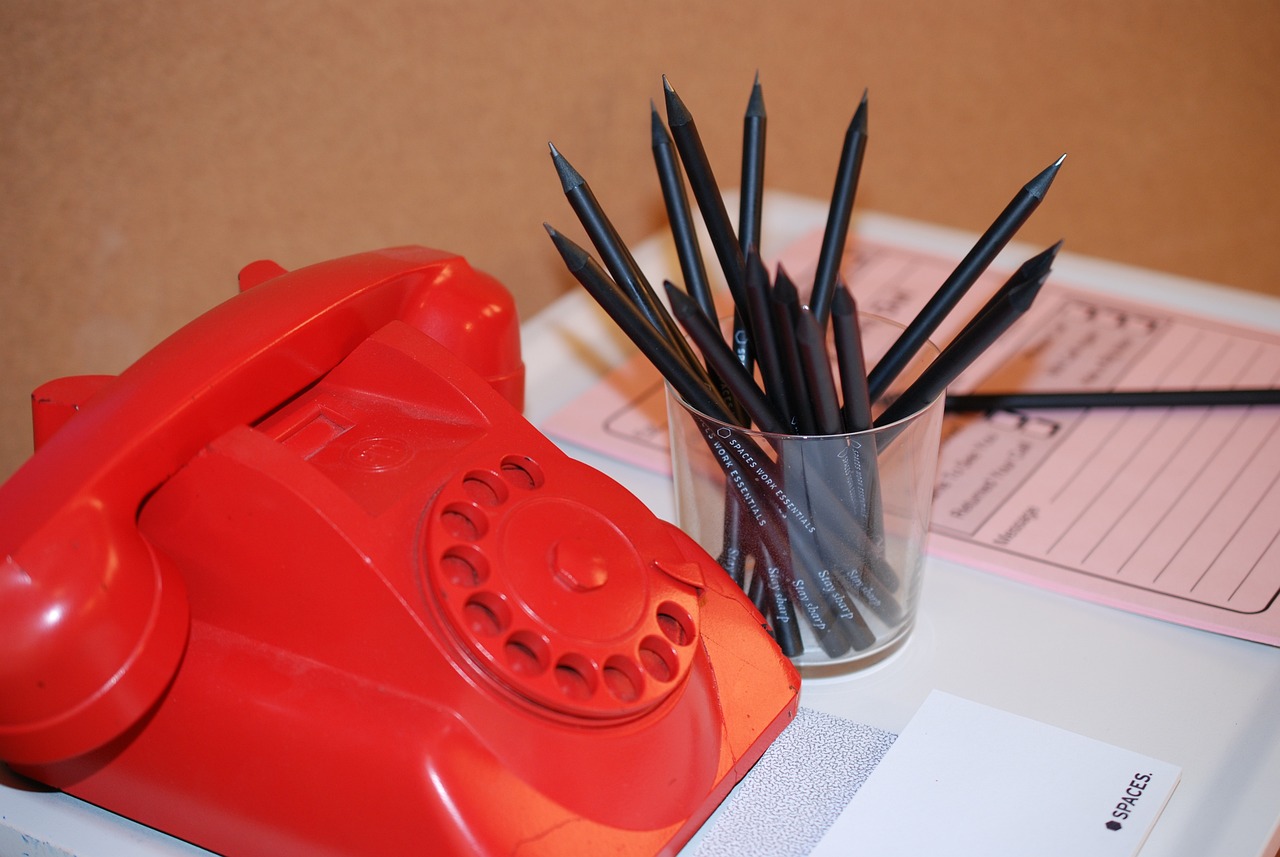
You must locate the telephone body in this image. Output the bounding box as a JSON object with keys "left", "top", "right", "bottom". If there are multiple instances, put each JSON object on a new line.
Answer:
{"left": 0, "top": 248, "right": 799, "bottom": 856}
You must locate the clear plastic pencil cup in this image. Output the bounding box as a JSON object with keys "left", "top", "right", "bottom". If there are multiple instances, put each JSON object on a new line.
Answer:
{"left": 665, "top": 315, "right": 945, "bottom": 676}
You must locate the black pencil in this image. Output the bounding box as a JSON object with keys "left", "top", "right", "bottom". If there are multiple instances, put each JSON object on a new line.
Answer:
{"left": 793, "top": 301, "right": 900, "bottom": 597}
{"left": 867, "top": 154, "right": 1066, "bottom": 402}
{"left": 757, "top": 543, "right": 805, "bottom": 656}
{"left": 545, "top": 224, "right": 730, "bottom": 422}
{"left": 719, "top": 495, "right": 751, "bottom": 587}
{"left": 945, "top": 388, "right": 1280, "bottom": 412}
{"left": 739, "top": 73, "right": 767, "bottom": 257}
{"left": 666, "top": 281, "right": 788, "bottom": 434}
{"left": 549, "top": 143, "right": 705, "bottom": 376}
{"left": 875, "top": 241, "right": 1060, "bottom": 429}
{"left": 831, "top": 282, "right": 874, "bottom": 432}
{"left": 831, "top": 282, "right": 887, "bottom": 553}
{"left": 809, "top": 90, "right": 869, "bottom": 326}
{"left": 772, "top": 266, "right": 818, "bottom": 434}
{"left": 662, "top": 75, "right": 753, "bottom": 369}
{"left": 743, "top": 247, "right": 791, "bottom": 419}
{"left": 794, "top": 307, "right": 844, "bottom": 435}
{"left": 651, "top": 104, "right": 717, "bottom": 320}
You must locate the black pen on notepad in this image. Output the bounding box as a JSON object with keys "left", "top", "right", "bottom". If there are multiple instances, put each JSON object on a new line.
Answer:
{"left": 945, "top": 387, "right": 1280, "bottom": 412}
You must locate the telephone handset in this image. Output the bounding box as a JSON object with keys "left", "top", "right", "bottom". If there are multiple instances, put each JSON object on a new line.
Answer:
{"left": 0, "top": 247, "right": 798, "bottom": 856}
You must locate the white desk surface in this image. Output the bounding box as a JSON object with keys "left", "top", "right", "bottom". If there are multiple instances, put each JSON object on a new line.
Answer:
{"left": 4, "top": 202, "right": 1279, "bottom": 857}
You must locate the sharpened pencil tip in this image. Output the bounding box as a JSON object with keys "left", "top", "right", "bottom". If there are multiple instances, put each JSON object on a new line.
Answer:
{"left": 772, "top": 264, "right": 799, "bottom": 305}
{"left": 651, "top": 102, "right": 670, "bottom": 146}
{"left": 664, "top": 279, "right": 698, "bottom": 318}
{"left": 832, "top": 282, "right": 856, "bottom": 315}
{"left": 662, "top": 76, "right": 692, "bottom": 127}
{"left": 746, "top": 76, "right": 766, "bottom": 118}
{"left": 1029, "top": 239, "right": 1064, "bottom": 269}
{"left": 1022, "top": 240, "right": 1061, "bottom": 272}
{"left": 544, "top": 223, "right": 589, "bottom": 273}
{"left": 795, "top": 306, "right": 824, "bottom": 345}
{"left": 1004, "top": 242, "right": 1060, "bottom": 310}
{"left": 548, "top": 143, "right": 585, "bottom": 192}
{"left": 1015, "top": 270, "right": 1051, "bottom": 311}
{"left": 1025, "top": 154, "right": 1066, "bottom": 198}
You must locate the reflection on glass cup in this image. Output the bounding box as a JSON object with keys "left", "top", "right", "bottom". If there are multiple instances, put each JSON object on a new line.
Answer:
{"left": 665, "top": 315, "right": 944, "bottom": 675}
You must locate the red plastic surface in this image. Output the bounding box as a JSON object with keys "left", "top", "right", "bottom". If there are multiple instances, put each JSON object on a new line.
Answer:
{"left": 0, "top": 248, "right": 798, "bottom": 856}
{"left": 0, "top": 247, "right": 522, "bottom": 767}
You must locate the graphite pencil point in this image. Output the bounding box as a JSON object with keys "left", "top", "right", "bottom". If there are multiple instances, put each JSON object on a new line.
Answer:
{"left": 662, "top": 75, "right": 693, "bottom": 127}
{"left": 1024, "top": 153, "right": 1066, "bottom": 199}
{"left": 548, "top": 143, "right": 585, "bottom": 192}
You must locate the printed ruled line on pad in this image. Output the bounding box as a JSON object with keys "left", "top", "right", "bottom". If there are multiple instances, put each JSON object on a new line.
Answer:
{"left": 941, "top": 299, "right": 1280, "bottom": 618}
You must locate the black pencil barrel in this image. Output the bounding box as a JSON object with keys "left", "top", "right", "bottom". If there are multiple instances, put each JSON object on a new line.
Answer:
{"left": 757, "top": 544, "right": 805, "bottom": 656}
{"left": 739, "top": 74, "right": 767, "bottom": 256}
{"left": 809, "top": 91, "right": 869, "bottom": 326}
{"left": 831, "top": 283, "right": 887, "bottom": 552}
{"left": 651, "top": 105, "right": 718, "bottom": 321}
{"left": 743, "top": 248, "right": 791, "bottom": 419}
{"left": 832, "top": 284, "right": 874, "bottom": 432}
{"left": 662, "top": 77, "right": 750, "bottom": 323}
{"left": 772, "top": 267, "right": 819, "bottom": 434}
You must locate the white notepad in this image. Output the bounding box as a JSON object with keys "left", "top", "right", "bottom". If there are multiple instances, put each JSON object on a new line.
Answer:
{"left": 810, "top": 691, "right": 1181, "bottom": 857}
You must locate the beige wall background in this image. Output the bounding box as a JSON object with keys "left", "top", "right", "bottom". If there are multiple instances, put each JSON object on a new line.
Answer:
{"left": 2, "top": 0, "right": 1278, "bottom": 481}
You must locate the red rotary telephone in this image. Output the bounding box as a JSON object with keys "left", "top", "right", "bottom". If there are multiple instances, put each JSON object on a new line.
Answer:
{"left": 0, "top": 247, "right": 799, "bottom": 856}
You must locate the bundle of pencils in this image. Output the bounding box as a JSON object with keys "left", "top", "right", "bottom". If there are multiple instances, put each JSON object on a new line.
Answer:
{"left": 545, "top": 73, "right": 1065, "bottom": 657}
